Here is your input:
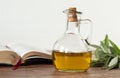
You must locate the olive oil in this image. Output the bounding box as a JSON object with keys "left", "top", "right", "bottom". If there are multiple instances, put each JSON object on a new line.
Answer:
{"left": 52, "top": 50, "right": 92, "bottom": 72}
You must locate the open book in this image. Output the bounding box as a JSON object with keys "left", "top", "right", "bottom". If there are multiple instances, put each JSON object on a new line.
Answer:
{"left": 0, "top": 43, "right": 52, "bottom": 66}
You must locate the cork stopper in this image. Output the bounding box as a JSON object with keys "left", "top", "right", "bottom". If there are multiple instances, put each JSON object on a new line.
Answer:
{"left": 68, "top": 7, "right": 76, "bottom": 13}
{"left": 68, "top": 7, "right": 78, "bottom": 22}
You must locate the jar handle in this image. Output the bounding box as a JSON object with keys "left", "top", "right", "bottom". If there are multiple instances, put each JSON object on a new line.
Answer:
{"left": 78, "top": 19, "right": 93, "bottom": 45}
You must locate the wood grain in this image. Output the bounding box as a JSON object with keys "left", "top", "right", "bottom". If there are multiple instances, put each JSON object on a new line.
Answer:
{"left": 0, "top": 64, "right": 119, "bottom": 78}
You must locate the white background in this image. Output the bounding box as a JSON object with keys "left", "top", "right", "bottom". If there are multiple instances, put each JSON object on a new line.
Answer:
{"left": 0, "top": 0, "right": 120, "bottom": 49}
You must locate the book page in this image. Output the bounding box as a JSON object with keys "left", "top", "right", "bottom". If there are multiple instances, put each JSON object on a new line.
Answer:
{"left": 6, "top": 43, "right": 52, "bottom": 58}
{"left": 0, "top": 45, "right": 19, "bottom": 65}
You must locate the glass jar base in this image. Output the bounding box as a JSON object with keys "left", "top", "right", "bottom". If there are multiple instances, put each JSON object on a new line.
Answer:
{"left": 57, "top": 69, "right": 88, "bottom": 72}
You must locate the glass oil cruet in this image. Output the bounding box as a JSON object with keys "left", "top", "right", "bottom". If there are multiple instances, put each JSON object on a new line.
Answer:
{"left": 52, "top": 7, "right": 92, "bottom": 72}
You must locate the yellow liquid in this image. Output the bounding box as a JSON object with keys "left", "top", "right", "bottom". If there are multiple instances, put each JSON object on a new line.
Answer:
{"left": 52, "top": 50, "right": 92, "bottom": 72}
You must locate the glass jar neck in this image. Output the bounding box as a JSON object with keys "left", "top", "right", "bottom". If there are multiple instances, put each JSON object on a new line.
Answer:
{"left": 65, "top": 21, "right": 80, "bottom": 34}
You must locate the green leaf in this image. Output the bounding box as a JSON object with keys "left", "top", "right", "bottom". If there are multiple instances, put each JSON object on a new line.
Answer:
{"left": 118, "top": 62, "right": 120, "bottom": 68}
{"left": 104, "top": 34, "right": 109, "bottom": 47}
{"left": 100, "top": 41, "right": 111, "bottom": 53}
{"left": 109, "top": 40, "right": 120, "bottom": 55}
{"left": 103, "top": 56, "right": 111, "bottom": 69}
{"left": 110, "top": 47, "right": 116, "bottom": 55}
{"left": 91, "top": 60, "right": 104, "bottom": 67}
{"left": 94, "top": 48, "right": 104, "bottom": 59}
{"left": 89, "top": 44, "right": 101, "bottom": 48}
{"left": 100, "top": 41, "right": 107, "bottom": 53}
{"left": 107, "top": 56, "right": 118, "bottom": 70}
{"left": 118, "top": 56, "right": 120, "bottom": 68}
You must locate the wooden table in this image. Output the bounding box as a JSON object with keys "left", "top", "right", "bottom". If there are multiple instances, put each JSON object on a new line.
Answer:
{"left": 0, "top": 64, "right": 120, "bottom": 78}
